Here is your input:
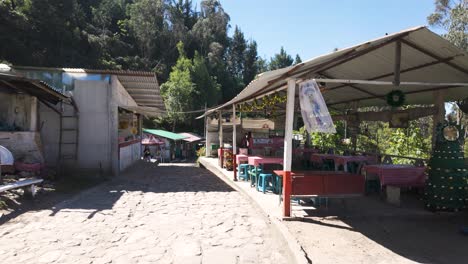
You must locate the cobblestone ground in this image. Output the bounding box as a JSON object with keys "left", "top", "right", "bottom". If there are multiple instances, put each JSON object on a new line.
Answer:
{"left": 0, "top": 162, "right": 291, "bottom": 264}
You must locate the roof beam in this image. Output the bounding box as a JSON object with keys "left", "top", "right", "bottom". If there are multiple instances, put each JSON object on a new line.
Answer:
{"left": 401, "top": 39, "right": 468, "bottom": 75}
{"left": 393, "top": 40, "right": 401, "bottom": 86}
{"left": 319, "top": 73, "right": 385, "bottom": 101}
{"left": 0, "top": 80, "right": 21, "bottom": 92}
{"left": 30, "top": 82, "right": 68, "bottom": 100}
{"left": 328, "top": 85, "right": 463, "bottom": 106}
{"left": 243, "top": 32, "right": 410, "bottom": 102}
{"left": 314, "top": 78, "right": 468, "bottom": 87}
{"left": 325, "top": 54, "right": 462, "bottom": 92}
{"left": 297, "top": 32, "right": 410, "bottom": 78}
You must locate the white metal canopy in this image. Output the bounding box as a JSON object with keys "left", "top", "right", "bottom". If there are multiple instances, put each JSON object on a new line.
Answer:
{"left": 198, "top": 26, "right": 468, "bottom": 118}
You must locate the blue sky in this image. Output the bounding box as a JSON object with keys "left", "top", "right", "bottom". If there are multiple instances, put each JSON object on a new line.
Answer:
{"left": 193, "top": 0, "right": 441, "bottom": 60}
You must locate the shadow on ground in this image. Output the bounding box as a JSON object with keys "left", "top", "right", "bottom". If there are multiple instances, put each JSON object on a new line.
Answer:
{"left": 290, "top": 193, "right": 468, "bottom": 264}
{"left": 1, "top": 161, "right": 235, "bottom": 224}
{"left": 46, "top": 161, "right": 235, "bottom": 218}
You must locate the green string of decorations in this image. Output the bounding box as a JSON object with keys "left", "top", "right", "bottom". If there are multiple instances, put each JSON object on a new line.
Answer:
{"left": 238, "top": 92, "right": 287, "bottom": 112}
{"left": 386, "top": 90, "right": 406, "bottom": 107}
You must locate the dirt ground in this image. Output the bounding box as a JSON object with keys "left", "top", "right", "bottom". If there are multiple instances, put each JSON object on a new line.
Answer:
{"left": 0, "top": 174, "right": 105, "bottom": 224}
{"left": 285, "top": 193, "right": 468, "bottom": 264}
{"left": 0, "top": 162, "right": 292, "bottom": 263}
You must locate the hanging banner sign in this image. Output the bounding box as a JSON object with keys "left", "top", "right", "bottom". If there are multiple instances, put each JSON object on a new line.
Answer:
{"left": 299, "top": 79, "right": 336, "bottom": 134}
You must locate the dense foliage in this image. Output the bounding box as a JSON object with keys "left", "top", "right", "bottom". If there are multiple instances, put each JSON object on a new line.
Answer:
{"left": 0, "top": 0, "right": 300, "bottom": 133}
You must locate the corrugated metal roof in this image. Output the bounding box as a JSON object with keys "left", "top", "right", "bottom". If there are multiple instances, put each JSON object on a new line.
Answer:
{"left": 0, "top": 72, "right": 69, "bottom": 104}
{"left": 119, "top": 105, "right": 164, "bottom": 117}
{"left": 199, "top": 26, "right": 468, "bottom": 117}
{"left": 12, "top": 66, "right": 165, "bottom": 110}
{"left": 143, "top": 129, "right": 187, "bottom": 140}
{"left": 117, "top": 74, "right": 165, "bottom": 110}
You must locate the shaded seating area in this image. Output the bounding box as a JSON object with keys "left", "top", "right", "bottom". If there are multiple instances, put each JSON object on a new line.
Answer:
{"left": 199, "top": 26, "right": 468, "bottom": 217}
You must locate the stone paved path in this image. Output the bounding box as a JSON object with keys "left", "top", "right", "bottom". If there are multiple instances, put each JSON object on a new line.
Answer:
{"left": 0, "top": 162, "right": 291, "bottom": 264}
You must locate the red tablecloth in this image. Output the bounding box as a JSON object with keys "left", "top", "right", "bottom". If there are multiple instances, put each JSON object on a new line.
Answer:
{"left": 310, "top": 154, "right": 336, "bottom": 164}
{"left": 236, "top": 154, "right": 249, "bottom": 164}
{"left": 362, "top": 164, "right": 426, "bottom": 188}
{"left": 310, "top": 154, "right": 377, "bottom": 171}
{"left": 293, "top": 148, "right": 319, "bottom": 155}
{"left": 248, "top": 156, "right": 283, "bottom": 167}
{"left": 333, "top": 155, "right": 378, "bottom": 171}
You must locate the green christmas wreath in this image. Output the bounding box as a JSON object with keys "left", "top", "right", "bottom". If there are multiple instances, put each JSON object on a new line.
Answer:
{"left": 386, "top": 90, "right": 405, "bottom": 107}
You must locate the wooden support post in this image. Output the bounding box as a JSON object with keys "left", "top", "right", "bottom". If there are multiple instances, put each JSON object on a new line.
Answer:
{"left": 233, "top": 104, "right": 238, "bottom": 181}
{"left": 283, "top": 79, "right": 296, "bottom": 217}
{"left": 432, "top": 90, "right": 445, "bottom": 149}
{"left": 394, "top": 40, "right": 401, "bottom": 86}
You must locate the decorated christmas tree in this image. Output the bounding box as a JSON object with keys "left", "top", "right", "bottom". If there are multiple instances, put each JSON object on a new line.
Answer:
{"left": 425, "top": 121, "right": 468, "bottom": 211}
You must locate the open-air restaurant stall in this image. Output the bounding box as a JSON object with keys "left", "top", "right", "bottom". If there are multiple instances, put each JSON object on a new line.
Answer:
{"left": 199, "top": 26, "right": 468, "bottom": 217}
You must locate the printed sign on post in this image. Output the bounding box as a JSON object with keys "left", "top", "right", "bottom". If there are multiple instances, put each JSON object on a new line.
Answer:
{"left": 299, "top": 79, "right": 336, "bottom": 134}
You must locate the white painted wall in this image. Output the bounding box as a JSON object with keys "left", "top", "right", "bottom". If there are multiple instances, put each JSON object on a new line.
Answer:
{"left": 74, "top": 80, "right": 112, "bottom": 173}
{"left": 36, "top": 76, "right": 142, "bottom": 176}
{"left": 110, "top": 76, "right": 140, "bottom": 175}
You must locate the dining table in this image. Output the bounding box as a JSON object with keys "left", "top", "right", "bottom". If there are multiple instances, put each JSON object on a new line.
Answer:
{"left": 310, "top": 154, "right": 377, "bottom": 172}
{"left": 248, "top": 156, "right": 284, "bottom": 167}
{"left": 236, "top": 154, "right": 249, "bottom": 164}
{"left": 333, "top": 155, "right": 378, "bottom": 172}
{"left": 362, "top": 164, "right": 426, "bottom": 188}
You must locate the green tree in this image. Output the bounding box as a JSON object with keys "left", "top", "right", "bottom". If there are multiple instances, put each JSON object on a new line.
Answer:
{"left": 269, "top": 47, "right": 294, "bottom": 70}
{"left": 243, "top": 40, "right": 259, "bottom": 85}
{"left": 228, "top": 26, "right": 247, "bottom": 78}
{"left": 192, "top": 51, "right": 221, "bottom": 108}
{"left": 427, "top": 0, "right": 467, "bottom": 51}
{"left": 192, "top": 0, "right": 230, "bottom": 55}
{"left": 160, "top": 42, "right": 195, "bottom": 131}
{"left": 294, "top": 54, "right": 302, "bottom": 65}
{"left": 126, "top": 0, "right": 169, "bottom": 73}
{"left": 256, "top": 57, "right": 269, "bottom": 73}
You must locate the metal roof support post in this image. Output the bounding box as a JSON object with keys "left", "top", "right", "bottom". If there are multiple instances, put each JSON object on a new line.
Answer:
{"left": 283, "top": 78, "right": 296, "bottom": 217}
{"left": 393, "top": 40, "right": 401, "bottom": 86}
{"left": 233, "top": 104, "right": 238, "bottom": 181}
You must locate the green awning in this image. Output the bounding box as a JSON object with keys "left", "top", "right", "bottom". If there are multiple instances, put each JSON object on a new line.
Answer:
{"left": 143, "top": 129, "right": 187, "bottom": 141}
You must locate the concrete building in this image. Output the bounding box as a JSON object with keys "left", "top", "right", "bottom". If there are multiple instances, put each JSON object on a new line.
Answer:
{"left": 0, "top": 66, "right": 164, "bottom": 177}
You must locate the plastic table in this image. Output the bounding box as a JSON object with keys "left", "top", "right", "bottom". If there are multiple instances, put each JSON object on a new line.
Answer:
{"left": 362, "top": 164, "right": 426, "bottom": 188}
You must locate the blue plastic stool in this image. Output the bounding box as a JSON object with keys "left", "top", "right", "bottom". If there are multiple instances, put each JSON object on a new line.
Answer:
{"left": 237, "top": 163, "right": 249, "bottom": 181}
{"left": 273, "top": 174, "right": 282, "bottom": 194}
{"left": 257, "top": 173, "right": 274, "bottom": 193}
{"left": 248, "top": 166, "right": 262, "bottom": 187}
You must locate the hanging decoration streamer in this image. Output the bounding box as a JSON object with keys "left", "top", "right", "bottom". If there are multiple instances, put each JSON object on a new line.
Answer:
{"left": 238, "top": 92, "right": 287, "bottom": 113}
{"left": 299, "top": 79, "right": 336, "bottom": 134}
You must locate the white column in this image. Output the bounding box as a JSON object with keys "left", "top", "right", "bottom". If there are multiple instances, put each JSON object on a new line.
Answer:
{"left": 205, "top": 115, "right": 210, "bottom": 156}
{"left": 283, "top": 79, "right": 296, "bottom": 171}
{"left": 232, "top": 104, "right": 237, "bottom": 154}
{"left": 219, "top": 111, "right": 223, "bottom": 147}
